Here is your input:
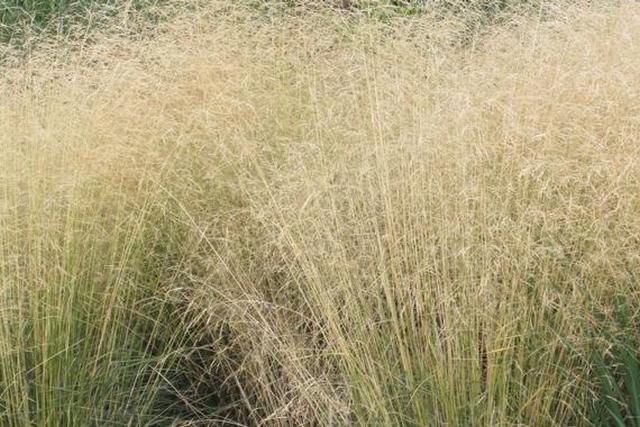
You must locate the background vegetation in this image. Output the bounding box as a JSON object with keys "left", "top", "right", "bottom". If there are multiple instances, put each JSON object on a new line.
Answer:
{"left": 1, "top": 0, "right": 639, "bottom": 425}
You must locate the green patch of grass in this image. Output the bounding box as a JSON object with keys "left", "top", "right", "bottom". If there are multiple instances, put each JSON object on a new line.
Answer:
{"left": 588, "top": 297, "right": 640, "bottom": 427}
{"left": 0, "top": 0, "right": 167, "bottom": 42}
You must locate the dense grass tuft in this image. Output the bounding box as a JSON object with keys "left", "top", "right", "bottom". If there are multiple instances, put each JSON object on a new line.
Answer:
{"left": 2, "top": 0, "right": 640, "bottom": 425}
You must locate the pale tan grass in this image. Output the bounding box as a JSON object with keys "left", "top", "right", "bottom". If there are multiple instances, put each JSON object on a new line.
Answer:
{"left": 2, "top": 1, "right": 640, "bottom": 425}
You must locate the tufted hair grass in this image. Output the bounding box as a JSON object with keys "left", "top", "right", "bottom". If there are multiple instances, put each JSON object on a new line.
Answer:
{"left": 2, "top": 0, "right": 640, "bottom": 425}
